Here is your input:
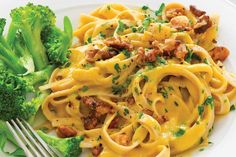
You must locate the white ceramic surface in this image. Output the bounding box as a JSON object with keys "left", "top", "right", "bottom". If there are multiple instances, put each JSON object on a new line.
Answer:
{"left": 1, "top": 0, "right": 236, "bottom": 157}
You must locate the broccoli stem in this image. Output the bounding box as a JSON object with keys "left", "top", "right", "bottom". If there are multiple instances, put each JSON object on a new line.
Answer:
{"left": 21, "top": 25, "right": 49, "bottom": 70}
{"left": 24, "top": 65, "right": 54, "bottom": 86}
{"left": 0, "top": 41, "right": 26, "bottom": 74}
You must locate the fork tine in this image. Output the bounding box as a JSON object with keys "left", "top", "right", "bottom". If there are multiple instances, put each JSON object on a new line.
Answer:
{"left": 21, "top": 119, "right": 63, "bottom": 157}
{"left": 16, "top": 118, "right": 50, "bottom": 157}
{"left": 6, "top": 121, "right": 34, "bottom": 157}
{"left": 10, "top": 119, "right": 42, "bottom": 157}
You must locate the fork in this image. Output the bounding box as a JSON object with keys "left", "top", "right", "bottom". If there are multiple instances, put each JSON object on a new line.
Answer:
{"left": 6, "top": 118, "right": 63, "bottom": 157}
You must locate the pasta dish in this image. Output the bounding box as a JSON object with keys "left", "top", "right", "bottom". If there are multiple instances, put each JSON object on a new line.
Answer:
{"left": 39, "top": 3, "right": 236, "bottom": 157}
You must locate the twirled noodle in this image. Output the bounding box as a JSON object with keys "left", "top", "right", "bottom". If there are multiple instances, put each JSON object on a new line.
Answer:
{"left": 41, "top": 2, "right": 236, "bottom": 157}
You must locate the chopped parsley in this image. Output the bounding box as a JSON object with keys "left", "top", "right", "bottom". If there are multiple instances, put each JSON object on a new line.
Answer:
{"left": 142, "top": 5, "right": 149, "bottom": 10}
{"left": 112, "top": 75, "right": 120, "bottom": 84}
{"left": 82, "top": 63, "right": 93, "bottom": 69}
{"left": 156, "top": 56, "right": 167, "bottom": 65}
{"left": 160, "top": 88, "right": 168, "bottom": 98}
{"left": 99, "top": 32, "right": 106, "bottom": 39}
{"left": 141, "top": 75, "right": 149, "bottom": 82}
{"left": 114, "top": 63, "right": 121, "bottom": 73}
{"left": 164, "top": 108, "right": 168, "bottom": 113}
{"left": 124, "top": 108, "right": 129, "bottom": 116}
{"left": 122, "top": 49, "right": 131, "bottom": 58}
{"left": 107, "top": 5, "right": 111, "bottom": 10}
{"left": 203, "top": 58, "right": 209, "bottom": 64}
{"left": 81, "top": 86, "right": 89, "bottom": 92}
{"left": 138, "top": 112, "right": 144, "bottom": 119}
{"left": 198, "top": 105, "right": 204, "bottom": 118}
{"left": 131, "top": 26, "right": 137, "bottom": 32}
{"left": 158, "top": 24, "right": 162, "bottom": 33}
{"left": 142, "top": 17, "right": 152, "bottom": 30}
{"left": 230, "top": 105, "right": 236, "bottom": 111}
{"left": 199, "top": 148, "right": 205, "bottom": 152}
{"left": 185, "top": 47, "right": 193, "bottom": 63}
{"left": 155, "top": 3, "right": 165, "bottom": 16}
{"left": 137, "top": 26, "right": 145, "bottom": 33}
{"left": 96, "top": 135, "right": 102, "bottom": 141}
{"left": 174, "top": 128, "right": 185, "bottom": 137}
{"left": 199, "top": 137, "right": 204, "bottom": 144}
{"left": 122, "top": 64, "right": 127, "bottom": 69}
{"left": 203, "top": 96, "right": 214, "bottom": 109}
{"left": 116, "top": 20, "right": 126, "bottom": 33}
{"left": 134, "top": 87, "right": 140, "bottom": 95}
{"left": 112, "top": 77, "right": 132, "bottom": 95}
{"left": 86, "top": 36, "right": 92, "bottom": 44}
{"left": 147, "top": 98, "right": 153, "bottom": 105}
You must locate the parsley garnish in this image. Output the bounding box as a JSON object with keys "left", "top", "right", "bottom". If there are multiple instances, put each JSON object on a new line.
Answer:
{"left": 156, "top": 56, "right": 167, "bottom": 65}
{"left": 134, "top": 87, "right": 140, "bottom": 95}
{"left": 141, "top": 75, "right": 149, "bottom": 82}
{"left": 124, "top": 108, "right": 129, "bottom": 116}
{"left": 203, "top": 96, "right": 214, "bottom": 109}
{"left": 142, "top": 5, "right": 149, "bottom": 10}
{"left": 116, "top": 20, "right": 126, "bottom": 33}
{"left": 230, "top": 105, "right": 236, "bottom": 111}
{"left": 199, "top": 137, "right": 204, "bottom": 144}
{"left": 147, "top": 98, "right": 153, "bottom": 105}
{"left": 97, "top": 135, "right": 102, "bottom": 141}
{"left": 99, "top": 32, "right": 106, "bottom": 39}
{"left": 174, "top": 128, "right": 185, "bottom": 137}
{"left": 114, "top": 63, "right": 121, "bottom": 73}
{"left": 198, "top": 105, "right": 204, "bottom": 118}
{"left": 155, "top": 3, "right": 165, "bottom": 16}
{"left": 158, "top": 24, "right": 162, "bottom": 32}
{"left": 174, "top": 101, "right": 179, "bottom": 107}
{"left": 107, "top": 5, "right": 111, "bottom": 10}
{"left": 160, "top": 88, "right": 168, "bottom": 98}
{"left": 122, "top": 49, "right": 131, "bottom": 58}
{"left": 112, "top": 75, "right": 120, "bottom": 84}
{"left": 86, "top": 37, "right": 92, "bottom": 44}
{"left": 185, "top": 47, "right": 193, "bottom": 63}
{"left": 81, "top": 86, "right": 89, "bottom": 92}
{"left": 142, "top": 17, "right": 152, "bottom": 30}
{"left": 138, "top": 112, "right": 144, "bottom": 119}
{"left": 131, "top": 26, "right": 137, "bottom": 32}
{"left": 112, "top": 77, "right": 132, "bottom": 95}
{"left": 203, "top": 58, "right": 209, "bottom": 64}
{"left": 82, "top": 63, "right": 93, "bottom": 69}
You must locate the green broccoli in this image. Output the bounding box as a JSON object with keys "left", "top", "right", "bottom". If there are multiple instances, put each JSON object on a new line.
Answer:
{"left": 0, "top": 18, "right": 27, "bottom": 74}
{"left": 0, "top": 66, "right": 53, "bottom": 121}
{"left": 42, "top": 16, "right": 73, "bottom": 66}
{"left": 9, "top": 3, "right": 56, "bottom": 70}
{"left": 37, "top": 130, "right": 84, "bottom": 157}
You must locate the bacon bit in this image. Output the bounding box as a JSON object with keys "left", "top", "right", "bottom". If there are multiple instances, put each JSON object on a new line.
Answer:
{"left": 166, "top": 8, "right": 185, "bottom": 20}
{"left": 56, "top": 125, "right": 77, "bottom": 138}
{"left": 190, "top": 5, "right": 206, "bottom": 17}
{"left": 104, "top": 37, "right": 133, "bottom": 51}
{"left": 142, "top": 109, "right": 153, "bottom": 116}
{"left": 85, "top": 49, "right": 117, "bottom": 62}
{"left": 156, "top": 115, "right": 169, "bottom": 125}
{"left": 209, "top": 46, "right": 230, "bottom": 62}
{"left": 163, "top": 39, "right": 181, "bottom": 55}
{"left": 84, "top": 116, "right": 98, "bottom": 130}
{"left": 127, "top": 96, "right": 135, "bottom": 105}
{"left": 170, "top": 16, "right": 191, "bottom": 31}
{"left": 175, "top": 44, "right": 188, "bottom": 60}
{"left": 193, "top": 15, "right": 212, "bottom": 34}
{"left": 92, "top": 144, "right": 103, "bottom": 157}
{"left": 112, "top": 133, "right": 130, "bottom": 146}
{"left": 109, "top": 116, "right": 120, "bottom": 129}
{"left": 137, "top": 47, "right": 162, "bottom": 63}
{"left": 81, "top": 96, "right": 113, "bottom": 117}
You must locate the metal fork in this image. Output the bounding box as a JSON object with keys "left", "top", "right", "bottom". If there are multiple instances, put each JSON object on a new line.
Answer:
{"left": 6, "top": 118, "right": 63, "bottom": 157}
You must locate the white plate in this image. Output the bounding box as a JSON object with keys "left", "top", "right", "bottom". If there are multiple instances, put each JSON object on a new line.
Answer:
{"left": 1, "top": 0, "right": 236, "bottom": 157}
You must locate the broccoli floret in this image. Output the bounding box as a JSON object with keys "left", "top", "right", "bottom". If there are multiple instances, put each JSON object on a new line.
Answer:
{"left": 10, "top": 3, "right": 56, "bottom": 70}
{"left": 37, "top": 130, "right": 84, "bottom": 157}
{"left": 0, "top": 18, "right": 27, "bottom": 74}
{"left": 0, "top": 66, "right": 53, "bottom": 121}
{"left": 42, "top": 16, "right": 73, "bottom": 66}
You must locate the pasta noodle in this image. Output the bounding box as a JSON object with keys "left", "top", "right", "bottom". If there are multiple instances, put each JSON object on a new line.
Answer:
{"left": 40, "top": 3, "right": 236, "bottom": 157}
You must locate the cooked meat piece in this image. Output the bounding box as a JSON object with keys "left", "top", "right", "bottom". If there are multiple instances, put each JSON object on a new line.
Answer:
{"left": 156, "top": 115, "right": 169, "bottom": 125}
{"left": 209, "top": 46, "right": 230, "bottom": 62}
{"left": 112, "top": 133, "right": 130, "bottom": 146}
{"left": 56, "top": 125, "right": 77, "bottom": 138}
{"left": 163, "top": 39, "right": 181, "bottom": 55}
{"left": 175, "top": 44, "right": 188, "bottom": 60}
{"left": 137, "top": 47, "right": 146, "bottom": 63}
{"left": 86, "top": 49, "right": 117, "bottom": 62}
{"left": 92, "top": 144, "right": 103, "bottom": 157}
{"left": 104, "top": 37, "right": 133, "bottom": 51}
{"left": 127, "top": 96, "right": 135, "bottom": 105}
{"left": 142, "top": 109, "right": 154, "bottom": 116}
{"left": 193, "top": 15, "right": 212, "bottom": 34}
{"left": 137, "top": 47, "right": 162, "bottom": 63}
{"left": 84, "top": 115, "right": 98, "bottom": 130}
{"left": 190, "top": 5, "right": 206, "bottom": 17}
{"left": 109, "top": 116, "right": 120, "bottom": 129}
{"left": 170, "top": 16, "right": 191, "bottom": 31}
{"left": 166, "top": 8, "right": 185, "bottom": 20}
{"left": 81, "top": 96, "right": 113, "bottom": 117}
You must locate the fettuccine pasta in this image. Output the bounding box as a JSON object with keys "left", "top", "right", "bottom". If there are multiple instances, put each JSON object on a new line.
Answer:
{"left": 40, "top": 3, "right": 236, "bottom": 157}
